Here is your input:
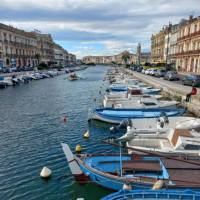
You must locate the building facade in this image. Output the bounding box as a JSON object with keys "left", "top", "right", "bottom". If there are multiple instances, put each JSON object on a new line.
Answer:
{"left": 83, "top": 51, "right": 136, "bottom": 65}
{"left": 151, "top": 27, "right": 168, "bottom": 63}
{"left": 0, "top": 23, "right": 38, "bottom": 69}
{"left": 53, "top": 43, "right": 68, "bottom": 68}
{"left": 35, "top": 33, "right": 54, "bottom": 67}
{"left": 168, "top": 24, "right": 179, "bottom": 68}
{"left": 176, "top": 16, "right": 200, "bottom": 73}
{"left": 0, "top": 23, "right": 77, "bottom": 70}
{"left": 140, "top": 52, "right": 151, "bottom": 64}
{"left": 68, "top": 53, "right": 77, "bottom": 66}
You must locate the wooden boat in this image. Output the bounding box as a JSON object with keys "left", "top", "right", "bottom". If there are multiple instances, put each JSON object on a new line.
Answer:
{"left": 103, "top": 96, "right": 178, "bottom": 109}
{"left": 104, "top": 88, "right": 163, "bottom": 106}
{"left": 68, "top": 73, "right": 79, "bottom": 81}
{"left": 101, "top": 189, "right": 200, "bottom": 200}
{"left": 89, "top": 108, "right": 186, "bottom": 124}
{"left": 126, "top": 128, "right": 200, "bottom": 156}
{"left": 61, "top": 143, "right": 200, "bottom": 191}
{"left": 110, "top": 116, "right": 200, "bottom": 133}
{"left": 107, "top": 85, "right": 161, "bottom": 95}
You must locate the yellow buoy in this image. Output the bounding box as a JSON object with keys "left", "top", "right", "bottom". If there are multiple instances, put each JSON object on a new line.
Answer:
{"left": 83, "top": 130, "right": 90, "bottom": 138}
{"left": 152, "top": 180, "right": 164, "bottom": 190}
{"left": 75, "top": 144, "right": 82, "bottom": 153}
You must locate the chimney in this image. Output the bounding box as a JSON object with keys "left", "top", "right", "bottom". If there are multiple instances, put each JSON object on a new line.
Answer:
{"left": 189, "top": 15, "right": 193, "bottom": 21}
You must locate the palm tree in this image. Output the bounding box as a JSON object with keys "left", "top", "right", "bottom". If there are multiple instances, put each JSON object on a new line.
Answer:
{"left": 122, "top": 52, "right": 130, "bottom": 65}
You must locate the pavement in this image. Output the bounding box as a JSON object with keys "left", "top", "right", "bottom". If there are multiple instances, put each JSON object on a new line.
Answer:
{"left": 125, "top": 69, "right": 200, "bottom": 116}
{"left": 125, "top": 70, "right": 200, "bottom": 95}
{"left": 0, "top": 71, "right": 34, "bottom": 77}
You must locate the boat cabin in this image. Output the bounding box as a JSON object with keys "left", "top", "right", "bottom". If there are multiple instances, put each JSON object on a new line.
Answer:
{"left": 167, "top": 129, "right": 200, "bottom": 150}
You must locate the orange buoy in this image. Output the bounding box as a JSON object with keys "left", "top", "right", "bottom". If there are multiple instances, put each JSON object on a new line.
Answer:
{"left": 63, "top": 116, "right": 67, "bottom": 123}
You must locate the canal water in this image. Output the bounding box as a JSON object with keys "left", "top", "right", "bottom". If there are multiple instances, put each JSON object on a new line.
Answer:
{"left": 0, "top": 66, "right": 115, "bottom": 200}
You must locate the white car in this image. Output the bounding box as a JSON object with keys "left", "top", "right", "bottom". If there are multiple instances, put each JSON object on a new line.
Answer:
{"left": 145, "top": 69, "right": 150, "bottom": 75}
{"left": 150, "top": 69, "right": 157, "bottom": 76}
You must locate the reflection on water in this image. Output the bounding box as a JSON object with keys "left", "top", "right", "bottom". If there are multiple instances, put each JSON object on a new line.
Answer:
{"left": 0, "top": 66, "right": 115, "bottom": 200}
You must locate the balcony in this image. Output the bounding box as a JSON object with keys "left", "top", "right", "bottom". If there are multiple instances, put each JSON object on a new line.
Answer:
{"left": 176, "top": 49, "right": 200, "bottom": 56}
{"left": 177, "top": 30, "right": 200, "bottom": 41}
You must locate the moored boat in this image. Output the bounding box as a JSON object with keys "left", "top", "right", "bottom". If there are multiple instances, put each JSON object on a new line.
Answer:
{"left": 125, "top": 128, "right": 200, "bottom": 156}
{"left": 101, "top": 189, "right": 200, "bottom": 200}
{"left": 110, "top": 116, "right": 200, "bottom": 133}
{"left": 61, "top": 143, "right": 200, "bottom": 191}
{"left": 89, "top": 108, "right": 186, "bottom": 124}
{"left": 107, "top": 85, "right": 161, "bottom": 95}
{"left": 68, "top": 73, "right": 79, "bottom": 81}
{"left": 103, "top": 96, "right": 178, "bottom": 109}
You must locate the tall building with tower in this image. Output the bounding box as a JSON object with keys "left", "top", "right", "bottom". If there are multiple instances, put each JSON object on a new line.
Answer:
{"left": 136, "top": 43, "right": 141, "bottom": 65}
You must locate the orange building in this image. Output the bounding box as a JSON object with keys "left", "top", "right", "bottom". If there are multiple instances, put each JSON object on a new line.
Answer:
{"left": 176, "top": 16, "right": 200, "bottom": 73}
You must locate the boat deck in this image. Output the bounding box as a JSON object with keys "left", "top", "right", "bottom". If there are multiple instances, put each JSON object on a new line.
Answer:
{"left": 123, "top": 160, "right": 162, "bottom": 172}
{"left": 162, "top": 158, "right": 200, "bottom": 187}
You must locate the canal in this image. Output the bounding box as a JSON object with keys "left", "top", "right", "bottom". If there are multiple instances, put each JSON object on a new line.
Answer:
{"left": 0, "top": 66, "right": 114, "bottom": 200}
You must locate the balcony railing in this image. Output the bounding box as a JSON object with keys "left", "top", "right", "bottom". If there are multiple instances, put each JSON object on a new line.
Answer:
{"left": 177, "top": 30, "right": 200, "bottom": 41}
{"left": 176, "top": 49, "right": 200, "bottom": 56}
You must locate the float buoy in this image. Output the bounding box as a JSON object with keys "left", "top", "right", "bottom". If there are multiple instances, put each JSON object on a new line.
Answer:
{"left": 152, "top": 180, "right": 164, "bottom": 190}
{"left": 63, "top": 116, "right": 67, "bottom": 123}
{"left": 40, "top": 166, "right": 52, "bottom": 179}
{"left": 75, "top": 144, "right": 82, "bottom": 153}
{"left": 83, "top": 130, "right": 90, "bottom": 138}
{"left": 123, "top": 183, "right": 132, "bottom": 190}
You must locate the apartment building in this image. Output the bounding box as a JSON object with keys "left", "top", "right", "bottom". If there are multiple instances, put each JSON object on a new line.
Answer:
{"left": 0, "top": 23, "right": 38, "bottom": 69}
{"left": 176, "top": 16, "right": 200, "bottom": 73}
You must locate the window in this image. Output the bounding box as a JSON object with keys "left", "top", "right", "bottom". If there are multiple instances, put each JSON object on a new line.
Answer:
{"left": 3, "top": 33, "right": 7, "bottom": 41}
{"left": 185, "top": 144, "right": 200, "bottom": 150}
{"left": 194, "top": 24, "right": 197, "bottom": 32}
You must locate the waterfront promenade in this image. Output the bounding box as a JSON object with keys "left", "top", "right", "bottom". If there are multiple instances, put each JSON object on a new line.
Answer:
{"left": 125, "top": 69, "right": 200, "bottom": 116}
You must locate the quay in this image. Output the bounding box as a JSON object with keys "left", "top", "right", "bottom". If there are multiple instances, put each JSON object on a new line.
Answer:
{"left": 124, "top": 69, "right": 200, "bottom": 116}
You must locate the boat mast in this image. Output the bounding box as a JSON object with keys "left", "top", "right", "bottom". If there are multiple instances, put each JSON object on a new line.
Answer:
{"left": 119, "top": 141, "right": 123, "bottom": 177}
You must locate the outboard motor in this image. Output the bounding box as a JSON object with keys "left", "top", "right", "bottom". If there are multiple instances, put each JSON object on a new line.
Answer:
{"left": 157, "top": 118, "right": 164, "bottom": 129}
{"left": 110, "top": 119, "right": 133, "bottom": 133}
{"left": 160, "top": 112, "right": 169, "bottom": 124}
{"left": 163, "top": 115, "right": 169, "bottom": 124}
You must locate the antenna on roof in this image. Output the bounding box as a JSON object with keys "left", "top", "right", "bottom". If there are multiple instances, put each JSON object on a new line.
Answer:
{"left": 34, "top": 29, "right": 41, "bottom": 33}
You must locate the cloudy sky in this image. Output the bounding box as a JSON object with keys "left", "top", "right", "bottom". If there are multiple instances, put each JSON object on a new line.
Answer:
{"left": 0, "top": 0, "right": 200, "bottom": 58}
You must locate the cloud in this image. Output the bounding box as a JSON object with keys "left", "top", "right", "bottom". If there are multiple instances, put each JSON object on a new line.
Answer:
{"left": 0, "top": 0, "right": 200, "bottom": 58}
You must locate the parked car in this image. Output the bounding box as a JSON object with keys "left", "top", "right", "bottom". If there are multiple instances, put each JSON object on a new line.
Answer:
{"left": 136, "top": 67, "right": 143, "bottom": 72}
{"left": 2, "top": 67, "right": 12, "bottom": 73}
{"left": 150, "top": 69, "right": 157, "bottom": 76}
{"left": 130, "top": 66, "right": 137, "bottom": 71}
{"left": 164, "top": 71, "right": 179, "bottom": 81}
{"left": 145, "top": 69, "right": 151, "bottom": 75}
{"left": 155, "top": 69, "right": 167, "bottom": 77}
{"left": 142, "top": 69, "right": 146, "bottom": 74}
{"left": 182, "top": 75, "right": 200, "bottom": 87}
{"left": 10, "top": 67, "right": 17, "bottom": 72}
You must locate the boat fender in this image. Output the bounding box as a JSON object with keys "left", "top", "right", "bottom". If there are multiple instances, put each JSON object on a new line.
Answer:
{"left": 123, "top": 183, "right": 132, "bottom": 190}
{"left": 40, "top": 166, "right": 52, "bottom": 179}
{"left": 152, "top": 180, "right": 164, "bottom": 190}
{"left": 83, "top": 130, "right": 90, "bottom": 138}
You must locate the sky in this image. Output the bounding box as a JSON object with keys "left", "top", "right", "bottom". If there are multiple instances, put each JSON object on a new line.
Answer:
{"left": 0, "top": 0, "right": 200, "bottom": 58}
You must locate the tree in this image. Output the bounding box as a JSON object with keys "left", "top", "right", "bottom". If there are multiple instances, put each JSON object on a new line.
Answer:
{"left": 35, "top": 53, "right": 41, "bottom": 66}
{"left": 122, "top": 52, "right": 130, "bottom": 65}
